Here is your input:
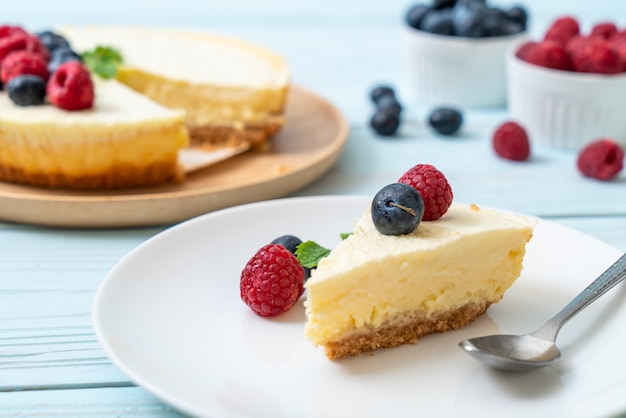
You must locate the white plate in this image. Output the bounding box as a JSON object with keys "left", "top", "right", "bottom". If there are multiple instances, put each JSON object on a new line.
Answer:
{"left": 93, "top": 196, "right": 626, "bottom": 418}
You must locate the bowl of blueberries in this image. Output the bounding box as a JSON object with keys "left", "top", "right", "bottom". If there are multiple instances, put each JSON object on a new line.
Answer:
{"left": 404, "top": 0, "right": 528, "bottom": 108}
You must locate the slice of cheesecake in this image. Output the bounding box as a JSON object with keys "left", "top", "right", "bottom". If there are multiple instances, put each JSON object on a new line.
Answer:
{"left": 0, "top": 78, "right": 189, "bottom": 189}
{"left": 61, "top": 26, "right": 290, "bottom": 150}
{"left": 304, "top": 203, "right": 535, "bottom": 359}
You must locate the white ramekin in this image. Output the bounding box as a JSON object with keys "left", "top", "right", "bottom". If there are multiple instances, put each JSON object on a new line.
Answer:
{"left": 507, "top": 45, "right": 626, "bottom": 150}
{"left": 404, "top": 27, "right": 527, "bottom": 108}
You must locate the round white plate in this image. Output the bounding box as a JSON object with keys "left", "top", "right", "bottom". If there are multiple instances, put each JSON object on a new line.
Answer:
{"left": 93, "top": 196, "right": 626, "bottom": 418}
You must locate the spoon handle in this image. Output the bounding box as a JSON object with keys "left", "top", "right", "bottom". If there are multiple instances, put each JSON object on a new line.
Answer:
{"left": 533, "top": 252, "right": 626, "bottom": 341}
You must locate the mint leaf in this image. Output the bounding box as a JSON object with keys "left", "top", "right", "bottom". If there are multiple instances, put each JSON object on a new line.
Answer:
{"left": 295, "top": 240, "right": 331, "bottom": 269}
{"left": 81, "top": 46, "right": 123, "bottom": 79}
{"left": 295, "top": 233, "right": 351, "bottom": 269}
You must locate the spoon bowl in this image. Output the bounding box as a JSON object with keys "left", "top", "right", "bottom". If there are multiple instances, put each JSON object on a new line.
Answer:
{"left": 459, "top": 334, "right": 560, "bottom": 372}
{"left": 459, "top": 252, "right": 626, "bottom": 372}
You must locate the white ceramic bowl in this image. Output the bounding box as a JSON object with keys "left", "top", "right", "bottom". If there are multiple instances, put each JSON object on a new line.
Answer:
{"left": 507, "top": 45, "right": 626, "bottom": 150}
{"left": 404, "top": 27, "right": 527, "bottom": 108}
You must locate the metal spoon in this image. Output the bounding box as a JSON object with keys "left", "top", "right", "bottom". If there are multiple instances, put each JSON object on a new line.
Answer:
{"left": 459, "top": 252, "right": 626, "bottom": 372}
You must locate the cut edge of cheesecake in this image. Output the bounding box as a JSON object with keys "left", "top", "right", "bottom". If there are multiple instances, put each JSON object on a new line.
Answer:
{"left": 60, "top": 25, "right": 291, "bottom": 151}
{"left": 0, "top": 78, "right": 190, "bottom": 190}
{"left": 303, "top": 203, "right": 536, "bottom": 360}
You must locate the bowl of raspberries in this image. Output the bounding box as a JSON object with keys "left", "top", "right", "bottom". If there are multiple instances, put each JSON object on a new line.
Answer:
{"left": 508, "top": 16, "right": 626, "bottom": 150}
{"left": 404, "top": 0, "right": 528, "bottom": 108}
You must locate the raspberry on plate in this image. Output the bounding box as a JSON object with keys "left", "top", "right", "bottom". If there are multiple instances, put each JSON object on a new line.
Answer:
{"left": 46, "top": 61, "right": 94, "bottom": 111}
{"left": 398, "top": 163, "right": 453, "bottom": 221}
{"left": 0, "top": 33, "right": 49, "bottom": 64}
{"left": 492, "top": 121, "right": 530, "bottom": 161}
{"left": 0, "top": 50, "right": 49, "bottom": 84}
{"left": 577, "top": 139, "right": 624, "bottom": 181}
{"left": 240, "top": 243, "right": 305, "bottom": 317}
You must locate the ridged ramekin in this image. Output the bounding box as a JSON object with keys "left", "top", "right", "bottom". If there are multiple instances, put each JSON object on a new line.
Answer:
{"left": 404, "top": 27, "right": 527, "bottom": 108}
{"left": 507, "top": 45, "right": 626, "bottom": 150}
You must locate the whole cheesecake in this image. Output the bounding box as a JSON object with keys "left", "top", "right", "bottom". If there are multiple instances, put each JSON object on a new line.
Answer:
{"left": 0, "top": 78, "right": 188, "bottom": 189}
{"left": 304, "top": 203, "right": 535, "bottom": 359}
{"left": 60, "top": 26, "right": 290, "bottom": 150}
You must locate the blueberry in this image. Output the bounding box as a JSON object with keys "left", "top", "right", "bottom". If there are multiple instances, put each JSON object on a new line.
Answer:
{"left": 48, "top": 47, "right": 82, "bottom": 74}
{"left": 499, "top": 20, "right": 524, "bottom": 36}
{"left": 456, "top": 0, "right": 486, "bottom": 5}
{"left": 271, "top": 234, "right": 302, "bottom": 254}
{"left": 371, "top": 183, "right": 425, "bottom": 235}
{"left": 36, "top": 30, "right": 71, "bottom": 54}
{"left": 370, "top": 85, "right": 395, "bottom": 103}
{"left": 376, "top": 94, "right": 402, "bottom": 117}
{"left": 482, "top": 7, "right": 509, "bottom": 36}
{"left": 428, "top": 107, "right": 463, "bottom": 135}
{"left": 433, "top": 0, "right": 456, "bottom": 9}
{"left": 370, "top": 111, "right": 400, "bottom": 136}
{"left": 506, "top": 6, "right": 528, "bottom": 28}
{"left": 419, "top": 9, "right": 454, "bottom": 35}
{"left": 452, "top": 2, "right": 487, "bottom": 37}
{"left": 406, "top": 4, "right": 431, "bottom": 29}
{"left": 7, "top": 75, "right": 46, "bottom": 106}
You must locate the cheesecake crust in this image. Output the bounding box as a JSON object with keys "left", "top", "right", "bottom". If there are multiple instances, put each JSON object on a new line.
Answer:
{"left": 321, "top": 301, "right": 491, "bottom": 360}
{"left": 0, "top": 160, "right": 184, "bottom": 190}
{"left": 187, "top": 113, "right": 285, "bottom": 151}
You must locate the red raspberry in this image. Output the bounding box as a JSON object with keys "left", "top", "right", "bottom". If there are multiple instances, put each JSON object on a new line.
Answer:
{"left": 0, "top": 25, "right": 28, "bottom": 39}
{"left": 521, "top": 41, "right": 572, "bottom": 71}
{"left": 577, "top": 139, "right": 624, "bottom": 181}
{"left": 569, "top": 37, "right": 623, "bottom": 74}
{"left": 0, "top": 33, "right": 49, "bottom": 63}
{"left": 589, "top": 22, "right": 618, "bottom": 40}
{"left": 46, "top": 61, "right": 95, "bottom": 111}
{"left": 515, "top": 41, "right": 537, "bottom": 61}
{"left": 492, "top": 121, "right": 530, "bottom": 161}
{"left": 614, "top": 42, "right": 626, "bottom": 71}
{"left": 240, "top": 244, "right": 304, "bottom": 317}
{"left": 544, "top": 16, "right": 580, "bottom": 47}
{"left": 398, "top": 164, "right": 453, "bottom": 221}
{"left": 1, "top": 51, "right": 49, "bottom": 84}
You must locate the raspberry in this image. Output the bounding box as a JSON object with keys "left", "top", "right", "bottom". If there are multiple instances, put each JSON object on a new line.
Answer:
{"left": 577, "top": 139, "right": 624, "bottom": 181}
{"left": 46, "top": 61, "right": 94, "bottom": 111}
{"left": 492, "top": 121, "right": 530, "bottom": 161}
{"left": 589, "top": 22, "right": 618, "bottom": 40}
{"left": 521, "top": 40, "right": 572, "bottom": 71}
{"left": 0, "top": 33, "right": 49, "bottom": 63}
{"left": 544, "top": 16, "right": 580, "bottom": 47}
{"left": 398, "top": 164, "right": 453, "bottom": 221}
{"left": 0, "top": 25, "right": 28, "bottom": 39}
{"left": 1, "top": 51, "right": 49, "bottom": 84}
{"left": 515, "top": 41, "right": 537, "bottom": 61}
{"left": 569, "top": 37, "right": 623, "bottom": 74}
{"left": 240, "top": 244, "right": 304, "bottom": 317}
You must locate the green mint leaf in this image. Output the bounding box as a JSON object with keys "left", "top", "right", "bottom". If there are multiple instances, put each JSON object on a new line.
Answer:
{"left": 340, "top": 232, "right": 352, "bottom": 240}
{"left": 295, "top": 240, "right": 331, "bottom": 269}
{"left": 81, "top": 45, "right": 123, "bottom": 79}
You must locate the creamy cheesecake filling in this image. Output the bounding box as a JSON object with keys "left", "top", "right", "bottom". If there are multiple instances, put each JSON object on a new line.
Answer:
{"left": 60, "top": 26, "right": 290, "bottom": 148}
{"left": 0, "top": 79, "right": 189, "bottom": 189}
{"left": 322, "top": 302, "right": 491, "bottom": 359}
{"left": 304, "top": 204, "right": 535, "bottom": 357}
{"left": 116, "top": 69, "right": 288, "bottom": 126}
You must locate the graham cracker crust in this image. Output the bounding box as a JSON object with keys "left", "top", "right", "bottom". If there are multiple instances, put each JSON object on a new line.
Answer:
{"left": 187, "top": 114, "right": 285, "bottom": 151}
{"left": 0, "top": 160, "right": 183, "bottom": 190}
{"left": 322, "top": 301, "right": 491, "bottom": 360}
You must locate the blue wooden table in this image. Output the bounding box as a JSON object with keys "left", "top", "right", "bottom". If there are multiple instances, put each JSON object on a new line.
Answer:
{"left": 2, "top": 0, "right": 626, "bottom": 416}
